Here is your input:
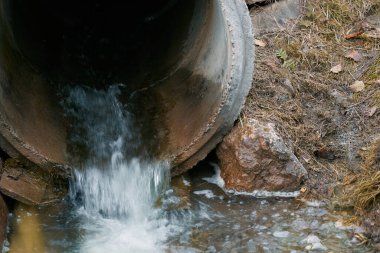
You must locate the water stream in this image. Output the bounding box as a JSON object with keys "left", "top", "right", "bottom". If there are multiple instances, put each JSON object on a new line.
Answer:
{"left": 4, "top": 165, "right": 369, "bottom": 253}
{"left": 61, "top": 85, "right": 175, "bottom": 252}
{"left": 2, "top": 85, "right": 370, "bottom": 252}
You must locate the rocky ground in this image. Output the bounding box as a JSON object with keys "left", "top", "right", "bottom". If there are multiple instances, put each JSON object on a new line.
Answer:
{"left": 217, "top": 0, "right": 380, "bottom": 245}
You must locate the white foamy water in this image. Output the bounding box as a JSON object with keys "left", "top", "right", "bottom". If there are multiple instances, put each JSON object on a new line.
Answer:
{"left": 203, "top": 163, "right": 300, "bottom": 198}
{"left": 72, "top": 158, "right": 172, "bottom": 253}
{"left": 64, "top": 85, "right": 175, "bottom": 253}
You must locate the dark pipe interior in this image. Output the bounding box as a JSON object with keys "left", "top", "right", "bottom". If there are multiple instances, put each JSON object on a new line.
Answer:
{"left": 0, "top": 0, "right": 243, "bottom": 174}
{"left": 4, "top": 1, "right": 195, "bottom": 92}
{"left": 1, "top": 0, "right": 201, "bottom": 162}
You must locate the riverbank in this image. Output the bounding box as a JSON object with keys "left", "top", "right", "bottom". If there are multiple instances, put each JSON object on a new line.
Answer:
{"left": 243, "top": 0, "right": 380, "bottom": 245}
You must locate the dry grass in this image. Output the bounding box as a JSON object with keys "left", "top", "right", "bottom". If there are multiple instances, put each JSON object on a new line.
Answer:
{"left": 244, "top": 0, "right": 380, "bottom": 200}
{"left": 351, "top": 171, "right": 380, "bottom": 210}
{"left": 342, "top": 138, "right": 380, "bottom": 211}
{"left": 243, "top": 0, "right": 380, "bottom": 238}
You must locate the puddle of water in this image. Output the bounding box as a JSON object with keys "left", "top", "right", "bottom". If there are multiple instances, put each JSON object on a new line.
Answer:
{"left": 5, "top": 206, "right": 46, "bottom": 253}
{"left": 3, "top": 165, "right": 369, "bottom": 253}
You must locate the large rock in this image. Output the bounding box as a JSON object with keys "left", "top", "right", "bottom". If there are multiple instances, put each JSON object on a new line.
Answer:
{"left": 0, "top": 157, "right": 67, "bottom": 206}
{"left": 251, "top": 0, "right": 305, "bottom": 34}
{"left": 217, "top": 119, "right": 307, "bottom": 191}
{"left": 0, "top": 168, "right": 47, "bottom": 205}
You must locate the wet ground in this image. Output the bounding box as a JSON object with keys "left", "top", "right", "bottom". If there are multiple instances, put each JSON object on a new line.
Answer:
{"left": 3, "top": 165, "right": 369, "bottom": 253}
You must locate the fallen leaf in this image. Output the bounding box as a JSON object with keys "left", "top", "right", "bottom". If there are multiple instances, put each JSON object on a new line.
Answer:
{"left": 365, "top": 106, "right": 377, "bottom": 117}
{"left": 345, "top": 50, "right": 363, "bottom": 62}
{"left": 345, "top": 31, "right": 364, "bottom": 39}
{"left": 350, "top": 81, "right": 365, "bottom": 92}
{"left": 330, "top": 64, "right": 342, "bottom": 73}
{"left": 343, "top": 175, "right": 357, "bottom": 185}
{"left": 300, "top": 187, "right": 308, "bottom": 193}
{"left": 254, "top": 39, "right": 267, "bottom": 47}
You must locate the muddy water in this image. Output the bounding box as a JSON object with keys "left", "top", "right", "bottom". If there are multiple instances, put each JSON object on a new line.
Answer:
{"left": 3, "top": 165, "right": 368, "bottom": 253}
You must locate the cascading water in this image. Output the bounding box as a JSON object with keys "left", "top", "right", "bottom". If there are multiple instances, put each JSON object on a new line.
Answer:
{"left": 3, "top": 87, "right": 368, "bottom": 252}
{"left": 4, "top": 85, "right": 366, "bottom": 253}
{"left": 62, "top": 85, "right": 175, "bottom": 253}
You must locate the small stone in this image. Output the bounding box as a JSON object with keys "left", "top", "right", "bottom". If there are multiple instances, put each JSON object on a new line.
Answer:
{"left": 302, "top": 234, "right": 321, "bottom": 244}
{"left": 302, "top": 235, "right": 328, "bottom": 251}
{"left": 251, "top": 0, "right": 303, "bottom": 34}
{"left": 254, "top": 39, "right": 267, "bottom": 47}
{"left": 273, "top": 231, "right": 290, "bottom": 238}
{"left": 247, "top": 239, "right": 256, "bottom": 252}
{"left": 349, "top": 81, "right": 365, "bottom": 93}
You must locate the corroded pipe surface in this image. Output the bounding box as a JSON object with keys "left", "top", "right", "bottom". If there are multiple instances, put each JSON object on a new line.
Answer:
{"left": 0, "top": 0, "right": 253, "bottom": 175}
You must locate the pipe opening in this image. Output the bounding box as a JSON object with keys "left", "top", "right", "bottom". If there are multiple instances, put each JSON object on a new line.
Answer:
{"left": 0, "top": 0, "right": 253, "bottom": 174}
{"left": 3, "top": 1, "right": 201, "bottom": 91}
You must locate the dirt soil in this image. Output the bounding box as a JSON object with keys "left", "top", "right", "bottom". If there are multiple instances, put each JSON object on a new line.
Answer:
{"left": 244, "top": 0, "right": 380, "bottom": 244}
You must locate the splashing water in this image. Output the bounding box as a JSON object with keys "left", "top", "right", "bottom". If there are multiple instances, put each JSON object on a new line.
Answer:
{"left": 63, "top": 85, "right": 173, "bottom": 253}
{"left": 6, "top": 84, "right": 364, "bottom": 253}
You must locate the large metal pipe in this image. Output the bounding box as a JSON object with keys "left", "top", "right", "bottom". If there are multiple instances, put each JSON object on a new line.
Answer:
{"left": 0, "top": 0, "right": 253, "bottom": 175}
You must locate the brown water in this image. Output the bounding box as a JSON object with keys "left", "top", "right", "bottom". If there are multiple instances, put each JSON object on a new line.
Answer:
{"left": 3, "top": 165, "right": 369, "bottom": 253}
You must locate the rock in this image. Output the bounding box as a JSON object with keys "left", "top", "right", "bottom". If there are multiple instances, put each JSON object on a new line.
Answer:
{"left": 217, "top": 119, "right": 307, "bottom": 191}
{"left": 0, "top": 158, "right": 67, "bottom": 205}
{"left": 302, "top": 235, "right": 327, "bottom": 251}
{"left": 0, "top": 168, "right": 47, "bottom": 205}
{"left": 0, "top": 194, "right": 7, "bottom": 249}
{"left": 349, "top": 80, "right": 365, "bottom": 93}
{"left": 273, "top": 231, "right": 290, "bottom": 238}
{"left": 247, "top": 239, "right": 256, "bottom": 252}
{"left": 246, "top": 0, "right": 265, "bottom": 4}
{"left": 251, "top": 0, "right": 305, "bottom": 34}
